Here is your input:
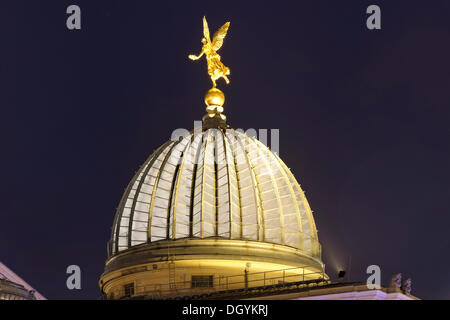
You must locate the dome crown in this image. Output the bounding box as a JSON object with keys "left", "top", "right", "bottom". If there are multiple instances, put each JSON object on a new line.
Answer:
{"left": 109, "top": 128, "right": 320, "bottom": 259}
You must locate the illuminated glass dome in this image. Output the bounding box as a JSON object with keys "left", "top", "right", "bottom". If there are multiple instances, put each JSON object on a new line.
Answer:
{"left": 109, "top": 128, "right": 321, "bottom": 257}
{"left": 100, "top": 87, "right": 326, "bottom": 299}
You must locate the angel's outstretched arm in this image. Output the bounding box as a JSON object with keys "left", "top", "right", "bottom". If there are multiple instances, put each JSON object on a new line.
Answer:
{"left": 188, "top": 50, "right": 204, "bottom": 60}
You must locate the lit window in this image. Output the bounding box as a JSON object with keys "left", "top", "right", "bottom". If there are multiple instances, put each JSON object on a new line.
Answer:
{"left": 191, "top": 275, "right": 214, "bottom": 288}
{"left": 123, "top": 283, "right": 134, "bottom": 297}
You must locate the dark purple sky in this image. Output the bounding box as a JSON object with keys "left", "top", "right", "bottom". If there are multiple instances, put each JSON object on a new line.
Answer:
{"left": 1, "top": 1, "right": 449, "bottom": 299}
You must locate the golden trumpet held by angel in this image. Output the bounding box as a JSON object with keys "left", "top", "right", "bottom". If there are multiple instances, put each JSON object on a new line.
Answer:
{"left": 189, "top": 17, "right": 230, "bottom": 88}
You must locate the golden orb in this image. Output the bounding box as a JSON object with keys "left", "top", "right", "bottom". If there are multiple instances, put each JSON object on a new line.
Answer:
{"left": 204, "top": 88, "right": 225, "bottom": 107}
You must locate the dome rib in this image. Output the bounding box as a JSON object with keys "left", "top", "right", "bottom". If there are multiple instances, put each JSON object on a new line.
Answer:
{"left": 168, "top": 136, "right": 192, "bottom": 239}
{"left": 232, "top": 132, "right": 260, "bottom": 241}
{"left": 188, "top": 133, "right": 203, "bottom": 237}
{"left": 252, "top": 135, "right": 284, "bottom": 244}
{"left": 214, "top": 132, "right": 222, "bottom": 236}
{"left": 192, "top": 131, "right": 208, "bottom": 237}
{"left": 223, "top": 132, "right": 243, "bottom": 238}
{"left": 200, "top": 130, "right": 214, "bottom": 238}
{"left": 127, "top": 140, "right": 175, "bottom": 247}
{"left": 149, "top": 137, "right": 188, "bottom": 242}
{"left": 111, "top": 140, "right": 171, "bottom": 255}
{"left": 259, "top": 138, "right": 303, "bottom": 249}
{"left": 219, "top": 130, "right": 233, "bottom": 238}
{"left": 241, "top": 134, "right": 266, "bottom": 241}
{"left": 129, "top": 140, "right": 175, "bottom": 248}
{"left": 280, "top": 159, "right": 319, "bottom": 248}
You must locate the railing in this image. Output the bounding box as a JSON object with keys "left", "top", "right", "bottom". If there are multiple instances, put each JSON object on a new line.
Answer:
{"left": 115, "top": 266, "right": 327, "bottom": 299}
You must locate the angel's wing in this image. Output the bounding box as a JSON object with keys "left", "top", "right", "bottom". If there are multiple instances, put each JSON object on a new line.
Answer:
{"left": 203, "top": 16, "right": 211, "bottom": 43}
{"left": 212, "top": 22, "right": 230, "bottom": 51}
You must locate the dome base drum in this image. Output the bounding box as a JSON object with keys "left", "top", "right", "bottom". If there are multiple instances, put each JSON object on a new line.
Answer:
{"left": 100, "top": 239, "right": 326, "bottom": 299}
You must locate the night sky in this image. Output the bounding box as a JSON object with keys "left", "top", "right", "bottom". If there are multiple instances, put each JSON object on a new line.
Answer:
{"left": 1, "top": 1, "right": 449, "bottom": 299}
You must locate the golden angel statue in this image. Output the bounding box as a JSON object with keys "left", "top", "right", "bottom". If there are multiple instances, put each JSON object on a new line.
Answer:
{"left": 189, "top": 17, "right": 230, "bottom": 87}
